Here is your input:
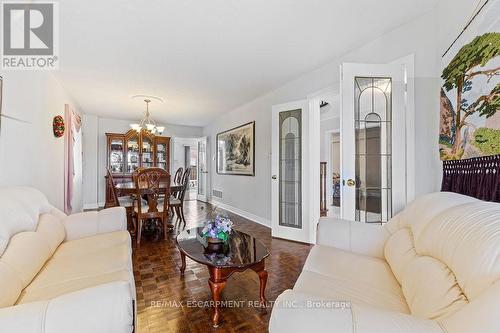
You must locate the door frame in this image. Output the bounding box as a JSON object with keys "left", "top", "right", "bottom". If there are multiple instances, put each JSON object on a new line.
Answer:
{"left": 324, "top": 128, "right": 340, "bottom": 217}
{"left": 197, "top": 136, "right": 208, "bottom": 202}
{"left": 339, "top": 60, "right": 415, "bottom": 220}
{"left": 307, "top": 87, "right": 334, "bottom": 243}
{"left": 391, "top": 54, "right": 416, "bottom": 203}
{"left": 271, "top": 99, "right": 320, "bottom": 244}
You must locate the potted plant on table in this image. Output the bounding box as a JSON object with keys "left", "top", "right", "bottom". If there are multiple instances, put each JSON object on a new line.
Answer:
{"left": 202, "top": 214, "right": 234, "bottom": 244}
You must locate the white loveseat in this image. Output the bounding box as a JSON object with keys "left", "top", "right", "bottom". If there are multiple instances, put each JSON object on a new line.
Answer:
{"left": 0, "top": 187, "right": 135, "bottom": 333}
{"left": 270, "top": 192, "right": 500, "bottom": 333}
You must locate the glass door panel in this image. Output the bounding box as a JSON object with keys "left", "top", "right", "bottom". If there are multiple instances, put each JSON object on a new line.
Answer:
{"left": 127, "top": 135, "right": 140, "bottom": 173}
{"left": 156, "top": 142, "right": 167, "bottom": 170}
{"left": 279, "top": 109, "right": 302, "bottom": 228}
{"left": 110, "top": 139, "right": 124, "bottom": 173}
{"left": 142, "top": 137, "right": 153, "bottom": 168}
{"left": 354, "top": 77, "right": 392, "bottom": 223}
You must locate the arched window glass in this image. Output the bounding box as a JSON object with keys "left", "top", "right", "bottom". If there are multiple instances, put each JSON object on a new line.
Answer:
{"left": 354, "top": 77, "right": 392, "bottom": 223}
{"left": 279, "top": 110, "right": 302, "bottom": 228}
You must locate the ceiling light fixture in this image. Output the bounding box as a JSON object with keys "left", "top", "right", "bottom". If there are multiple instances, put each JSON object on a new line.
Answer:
{"left": 130, "top": 98, "right": 165, "bottom": 135}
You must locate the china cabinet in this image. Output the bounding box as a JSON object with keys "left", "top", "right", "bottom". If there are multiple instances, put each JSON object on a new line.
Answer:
{"left": 105, "top": 129, "right": 170, "bottom": 207}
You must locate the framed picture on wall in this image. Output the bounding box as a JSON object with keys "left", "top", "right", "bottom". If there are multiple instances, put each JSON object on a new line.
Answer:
{"left": 216, "top": 121, "right": 255, "bottom": 176}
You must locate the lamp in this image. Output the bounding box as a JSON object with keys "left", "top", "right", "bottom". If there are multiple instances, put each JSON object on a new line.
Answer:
{"left": 129, "top": 98, "right": 164, "bottom": 135}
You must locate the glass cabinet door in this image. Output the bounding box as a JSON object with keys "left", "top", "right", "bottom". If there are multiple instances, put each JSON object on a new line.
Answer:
{"left": 127, "top": 135, "right": 140, "bottom": 173}
{"left": 142, "top": 136, "right": 153, "bottom": 168}
{"left": 156, "top": 142, "right": 168, "bottom": 170}
{"left": 109, "top": 138, "right": 124, "bottom": 173}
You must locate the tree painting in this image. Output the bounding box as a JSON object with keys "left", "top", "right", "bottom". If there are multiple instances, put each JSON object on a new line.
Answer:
{"left": 440, "top": 32, "right": 500, "bottom": 160}
{"left": 217, "top": 122, "right": 255, "bottom": 175}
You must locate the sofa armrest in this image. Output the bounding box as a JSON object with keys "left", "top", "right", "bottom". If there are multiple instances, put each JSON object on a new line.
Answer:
{"left": 270, "top": 290, "right": 443, "bottom": 333}
{"left": 0, "top": 281, "right": 134, "bottom": 333}
{"left": 316, "top": 217, "right": 390, "bottom": 259}
{"left": 63, "top": 207, "right": 127, "bottom": 241}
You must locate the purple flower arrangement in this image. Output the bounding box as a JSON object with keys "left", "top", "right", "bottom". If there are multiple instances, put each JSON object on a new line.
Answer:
{"left": 201, "top": 214, "right": 234, "bottom": 242}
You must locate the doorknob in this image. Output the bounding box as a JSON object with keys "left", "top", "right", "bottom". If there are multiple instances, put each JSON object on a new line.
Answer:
{"left": 346, "top": 179, "right": 356, "bottom": 187}
{"left": 272, "top": 175, "right": 277, "bottom": 180}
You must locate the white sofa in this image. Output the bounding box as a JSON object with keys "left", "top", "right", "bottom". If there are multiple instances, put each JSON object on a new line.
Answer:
{"left": 270, "top": 192, "right": 500, "bottom": 333}
{"left": 0, "top": 187, "right": 135, "bottom": 333}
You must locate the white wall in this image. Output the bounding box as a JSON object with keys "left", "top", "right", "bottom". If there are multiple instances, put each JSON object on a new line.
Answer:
{"left": 82, "top": 114, "right": 203, "bottom": 208}
{"left": 0, "top": 71, "right": 81, "bottom": 210}
{"left": 203, "top": 1, "right": 477, "bottom": 224}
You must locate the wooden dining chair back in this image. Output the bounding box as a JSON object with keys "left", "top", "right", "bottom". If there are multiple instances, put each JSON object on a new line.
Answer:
{"left": 174, "top": 167, "right": 184, "bottom": 184}
{"left": 170, "top": 168, "right": 191, "bottom": 229}
{"left": 133, "top": 167, "right": 171, "bottom": 246}
{"left": 106, "top": 168, "right": 120, "bottom": 207}
{"left": 179, "top": 168, "right": 191, "bottom": 202}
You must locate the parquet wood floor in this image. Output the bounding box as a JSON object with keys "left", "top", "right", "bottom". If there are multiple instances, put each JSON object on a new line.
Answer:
{"left": 133, "top": 200, "right": 312, "bottom": 333}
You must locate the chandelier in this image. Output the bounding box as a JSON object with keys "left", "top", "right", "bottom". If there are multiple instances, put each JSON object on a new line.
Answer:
{"left": 129, "top": 98, "right": 165, "bottom": 135}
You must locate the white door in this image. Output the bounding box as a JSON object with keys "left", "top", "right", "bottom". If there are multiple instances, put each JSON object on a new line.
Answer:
{"left": 271, "top": 100, "right": 313, "bottom": 243}
{"left": 341, "top": 63, "right": 406, "bottom": 222}
{"left": 197, "top": 137, "right": 208, "bottom": 202}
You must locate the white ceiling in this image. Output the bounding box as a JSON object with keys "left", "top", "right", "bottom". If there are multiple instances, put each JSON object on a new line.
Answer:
{"left": 55, "top": 0, "right": 438, "bottom": 127}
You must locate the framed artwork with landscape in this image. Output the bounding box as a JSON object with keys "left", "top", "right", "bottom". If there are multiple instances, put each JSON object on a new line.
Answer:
{"left": 216, "top": 121, "right": 255, "bottom": 176}
{"left": 439, "top": 1, "right": 499, "bottom": 160}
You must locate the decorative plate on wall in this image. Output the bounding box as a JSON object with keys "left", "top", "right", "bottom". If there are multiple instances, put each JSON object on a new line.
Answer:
{"left": 53, "top": 115, "right": 65, "bottom": 137}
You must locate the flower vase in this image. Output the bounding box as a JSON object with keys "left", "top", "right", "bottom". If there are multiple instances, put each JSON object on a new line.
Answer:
{"left": 207, "top": 237, "right": 223, "bottom": 244}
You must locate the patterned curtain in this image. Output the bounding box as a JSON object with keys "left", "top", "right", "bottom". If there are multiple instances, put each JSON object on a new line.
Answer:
{"left": 441, "top": 155, "right": 500, "bottom": 202}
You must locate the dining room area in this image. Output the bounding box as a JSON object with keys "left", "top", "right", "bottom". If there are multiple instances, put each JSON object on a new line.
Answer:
{"left": 100, "top": 107, "right": 206, "bottom": 245}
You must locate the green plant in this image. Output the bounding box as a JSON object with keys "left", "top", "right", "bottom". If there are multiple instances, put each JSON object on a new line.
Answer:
{"left": 472, "top": 127, "right": 500, "bottom": 155}
{"left": 441, "top": 32, "right": 500, "bottom": 153}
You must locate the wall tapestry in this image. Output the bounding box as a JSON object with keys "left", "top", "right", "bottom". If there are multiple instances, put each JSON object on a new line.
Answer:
{"left": 439, "top": 1, "right": 500, "bottom": 160}
{"left": 216, "top": 121, "right": 255, "bottom": 176}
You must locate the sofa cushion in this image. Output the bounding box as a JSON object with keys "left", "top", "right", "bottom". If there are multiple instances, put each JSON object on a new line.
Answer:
{"left": 0, "top": 187, "right": 52, "bottom": 256}
{"left": 384, "top": 192, "right": 500, "bottom": 320}
{"left": 17, "top": 231, "right": 132, "bottom": 304}
{"left": 294, "top": 245, "right": 409, "bottom": 313}
{"left": 0, "top": 213, "right": 65, "bottom": 308}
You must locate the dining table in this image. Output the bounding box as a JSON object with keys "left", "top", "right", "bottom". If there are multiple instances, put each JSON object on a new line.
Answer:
{"left": 115, "top": 180, "right": 183, "bottom": 196}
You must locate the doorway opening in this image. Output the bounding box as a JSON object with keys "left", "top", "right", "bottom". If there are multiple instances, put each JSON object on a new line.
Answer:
{"left": 172, "top": 137, "right": 198, "bottom": 201}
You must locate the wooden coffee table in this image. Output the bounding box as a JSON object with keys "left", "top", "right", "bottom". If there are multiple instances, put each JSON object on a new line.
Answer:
{"left": 176, "top": 227, "right": 270, "bottom": 327}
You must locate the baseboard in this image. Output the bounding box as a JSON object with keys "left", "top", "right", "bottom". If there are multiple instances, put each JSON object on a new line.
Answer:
{"left": 209, "top": 199, "right": 271, "bottom": 228}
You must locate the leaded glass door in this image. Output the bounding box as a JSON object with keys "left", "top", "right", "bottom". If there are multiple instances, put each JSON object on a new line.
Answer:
{"left": 271, "top": 100, "right": 312, "bottom": 243}
{"left": 341, "top": 63, "right": 406, "bottom": 223}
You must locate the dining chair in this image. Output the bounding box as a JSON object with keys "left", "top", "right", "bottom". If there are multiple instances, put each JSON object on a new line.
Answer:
{"left": 106, "top": 168, "right": 138, "bottom": 234}
{"left": 170, "top": 167, "right": 184, "bottom": 200}
{"left": 132, "top": 167, "right": 171, "bottom": 247}
{"left": 107, "top": 168, "right": 135, "bottom": 208}
{"left": 174, "top": 167, "right": 184, "bottom": 184}
{"left": 170, "top": 168, "right": 190, "bottom": 229}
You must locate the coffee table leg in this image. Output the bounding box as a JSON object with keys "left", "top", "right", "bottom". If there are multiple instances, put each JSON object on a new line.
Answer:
{"left": 208, "top": 278, "right": 226, "bottom": 327}
{"left": 257, "top": 269, "right": 268, "bottom": 307}
{"left": 179, "top": 251, "right": 186, "bottom": 276}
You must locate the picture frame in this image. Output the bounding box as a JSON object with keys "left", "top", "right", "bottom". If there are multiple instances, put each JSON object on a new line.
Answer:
{"left": 216, "top": 121, "right": 255, "bottom": 176}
